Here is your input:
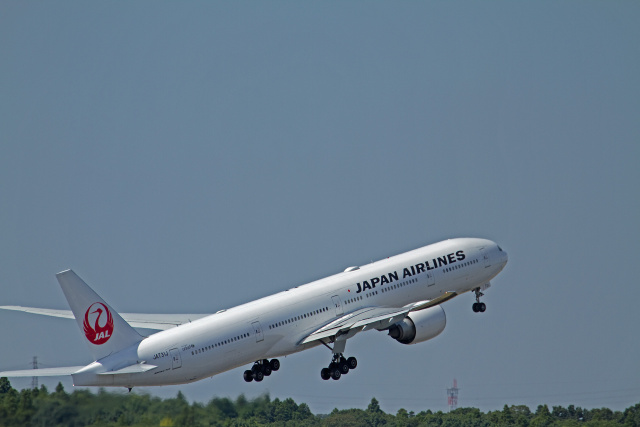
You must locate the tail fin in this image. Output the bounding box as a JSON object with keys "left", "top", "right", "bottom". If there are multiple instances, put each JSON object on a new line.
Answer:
{"left": 56, "top": 270, "right": 143, "bottom": 361}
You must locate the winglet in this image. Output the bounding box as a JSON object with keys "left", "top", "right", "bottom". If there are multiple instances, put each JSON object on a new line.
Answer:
{"left": 56, "top": 270, "right": 143, "bottom": 361}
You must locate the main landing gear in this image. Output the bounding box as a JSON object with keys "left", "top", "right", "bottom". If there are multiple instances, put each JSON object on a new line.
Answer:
{"left": 243, "top": 359, "right": 280, "bottom": 382}
{"left": 320, "top": 353, "right": 357, "bottom": 381}
{"left": 472, "top": 287, "right": 486, "bottom": 313}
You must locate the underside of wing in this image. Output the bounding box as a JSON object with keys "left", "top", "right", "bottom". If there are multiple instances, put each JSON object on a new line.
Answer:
{"left": 0, "top": 305, "right": 210, "bottom": 330}
{"left": 0, "top": 366, "right": 86, "bottom": 377}
{"left": 97, "top": 363, "right": 157, "bottom": 375}
{"left": 300, "top": 292, "right": 460, "bottom": 345}
{"left": 300, "top": 306, "right": 410, "bottom": 344}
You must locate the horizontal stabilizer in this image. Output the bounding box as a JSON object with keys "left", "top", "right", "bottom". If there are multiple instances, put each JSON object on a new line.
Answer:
{"left": 0, "top": 305, "right": 210, "bottom": 331}
{"left": 98, "top": 363, "right": 157, "bottom": 375}
{"left": 0, "top": 366, "right": 85, "bottom": 378}
{"left": 0, "top": 306, "right": 75, "bottom": 320}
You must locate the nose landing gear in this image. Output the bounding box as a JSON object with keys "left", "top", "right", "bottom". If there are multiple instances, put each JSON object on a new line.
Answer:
{"left": 472, "top": 287, "right": 486, "bottom": 313}
{"left": 243, "top": 358, "right": 280, "bottom": 382}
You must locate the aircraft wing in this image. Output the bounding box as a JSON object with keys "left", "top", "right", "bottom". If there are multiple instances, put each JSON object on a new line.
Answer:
{"left": 0, "top": 305, "right": 210, "bottom": 330}
{"left": 299, "top": 306, "right": 410, "bottom": 344}
{"left": 0, "top": 366, "right": 86, "bottom": 377}
{"left": 299, "top": 292, "right": 459, "bottom": 345}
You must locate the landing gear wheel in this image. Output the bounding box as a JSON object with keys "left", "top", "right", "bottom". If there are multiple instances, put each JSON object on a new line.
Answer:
{"left": 262, "top": 365, "right": 272, "bottom": 376}
{"left": 331, "top": 368, "right": 341, "bottom": 380}
{"left": 347, "top": 357, "right": 357, "bottom": 369}
{"left": 245, "top": 359, "right": 281, "bottom": 383}
{"left": 321, "top": 368, "right": 331, "bottom": 380}
{"left": 322, "top": 352, "right": 356, "bottom": 382}
{"left": 473, "top": 288, "right": 486, "bottom": 313}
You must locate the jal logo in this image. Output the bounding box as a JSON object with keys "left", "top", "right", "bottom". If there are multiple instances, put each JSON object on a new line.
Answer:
{"left": 83, "top": 302, "right": 114, "bottom": 345}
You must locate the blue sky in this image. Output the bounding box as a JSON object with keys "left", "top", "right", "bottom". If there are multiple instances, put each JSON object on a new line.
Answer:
{"left": 1, "top": 1, "right": 639, "bottom": 414}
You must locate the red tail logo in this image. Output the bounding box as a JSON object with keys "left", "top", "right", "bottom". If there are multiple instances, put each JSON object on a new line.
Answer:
{"left": 83, "top": 302, "right": 114, "bottom": 345}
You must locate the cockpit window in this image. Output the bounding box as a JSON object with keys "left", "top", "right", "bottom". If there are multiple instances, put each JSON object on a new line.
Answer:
{"left": 498, "top": 246, "right": 503, "bottom": 251}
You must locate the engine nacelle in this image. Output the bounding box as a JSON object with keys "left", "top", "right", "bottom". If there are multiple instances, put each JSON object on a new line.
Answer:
{"left": 388, "top": 305, "right": 446, "bottom": 345}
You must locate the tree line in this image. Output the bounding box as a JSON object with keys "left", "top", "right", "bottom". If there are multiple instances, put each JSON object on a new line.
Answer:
{"left": 1, "top": 377, "right": 639, "bottom": 426}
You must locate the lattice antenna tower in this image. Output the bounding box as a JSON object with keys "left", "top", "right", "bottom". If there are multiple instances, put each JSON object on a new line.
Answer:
{"left": 447, "top": 379, "right": 459, "bottom": 412}
{"left": 31, "top": 356, "right": 38, "bottom": 389}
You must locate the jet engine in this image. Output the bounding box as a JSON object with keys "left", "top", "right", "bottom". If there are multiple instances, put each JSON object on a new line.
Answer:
{"left": 388, "top": 305, "right": 446, "bottom": 345}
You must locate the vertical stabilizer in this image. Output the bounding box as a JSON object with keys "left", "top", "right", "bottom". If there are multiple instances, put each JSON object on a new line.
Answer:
{"left": 56, "top": 270, "right": 143, "bottom": 361}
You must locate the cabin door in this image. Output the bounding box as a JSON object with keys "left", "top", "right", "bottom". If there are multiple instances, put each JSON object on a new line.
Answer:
{"left": 251, "top": 321, "right": 264, "bottom": 342}
{"left": 331, "top": 295, "right": 343, "bottom": 316}
{"left": 170, "top": 348, "right": 182, "bottom": 370}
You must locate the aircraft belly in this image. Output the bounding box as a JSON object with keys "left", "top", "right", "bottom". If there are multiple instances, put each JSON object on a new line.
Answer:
{"left": 190, "top": 337, "right": 280, "bottom": 381}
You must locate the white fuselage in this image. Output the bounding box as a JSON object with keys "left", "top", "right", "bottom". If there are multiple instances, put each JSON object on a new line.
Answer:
{"left": 72, "top": 238, "right": 508, "bottom": 387}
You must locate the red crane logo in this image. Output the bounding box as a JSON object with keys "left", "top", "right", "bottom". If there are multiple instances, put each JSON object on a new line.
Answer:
{"left": 83, "top": 302, "right": 114, "bottom": 345}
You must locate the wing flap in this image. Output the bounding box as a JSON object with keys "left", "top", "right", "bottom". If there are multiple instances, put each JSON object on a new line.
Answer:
{"left": 98, "top": 364, "right": 157, "bottom": 375}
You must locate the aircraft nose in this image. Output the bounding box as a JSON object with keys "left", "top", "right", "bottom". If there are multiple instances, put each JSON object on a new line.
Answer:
{"left": 497, "top": 245, "right": 508, "bottom": 267}
{"left": 501, "top": 248, "right": 508, "bottom": 266}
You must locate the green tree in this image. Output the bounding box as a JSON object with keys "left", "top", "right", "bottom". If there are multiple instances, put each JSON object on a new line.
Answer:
{"left": 367, "top": 397, "right": 382, "bottom": 413}
{"left": 175, "top": 405, "right": 197, "bottom": 427}
{"left": 1, "top": 382, "right": 640, "bottom": 427}
{"left": 397, "top": 408, "right": 409, "bottom": 419}
{"left": 502, "top": 404, "right": 514, "bottom": 424}
{"left": 0, "top": 377, "right": 11, "bottom": 394}
{"left": 15, "top": 388, "right": 35, "bottom": 424}
{"left": 207, "top": 396, "right": 238, "bottom": 419}
{"left": 530, "top": 404, "right": 552, "bottom": 427}
{"left": 510, "top": 405, "right": 531, "bottom": 426}
{"left": 623, "top": 402, "right": 640, "bottom": 426}
{"left": 54, "top": 381, "right": 68, "bottom": 399}
{"left": 366, "top": 397, "right": 387, "bottom": 427}
{"left": 37, "top": 384, "right": 48, "bottom": 396}
{"left": 323, "top": 408, "right": 368, "bottom": 427}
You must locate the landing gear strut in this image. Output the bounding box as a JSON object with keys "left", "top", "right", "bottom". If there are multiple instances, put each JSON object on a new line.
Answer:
{"left": 243, "top": 358, "right": 280, "bottom": 382}
{"left": 320, "top": 353, "right": 357, "bottom": 381}
{"left": 472, "top": 288, "right": 486, "bottom": 313}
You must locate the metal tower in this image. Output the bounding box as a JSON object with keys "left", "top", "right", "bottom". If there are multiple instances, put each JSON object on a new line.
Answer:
{"left": 447, "top": 378, "right": 459, "bottom": 412}
{"left": 31, "top": 356, "right": 38, "bottom": 389}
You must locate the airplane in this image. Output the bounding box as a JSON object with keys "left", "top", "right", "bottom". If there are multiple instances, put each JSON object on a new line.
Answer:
{"left": 0, "top": 237, "right": 508, "bottom": 389}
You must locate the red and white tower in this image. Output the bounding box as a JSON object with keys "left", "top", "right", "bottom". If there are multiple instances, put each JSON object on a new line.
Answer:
{"left": 447, "top": 379, "right": 459, "bottom": 412}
